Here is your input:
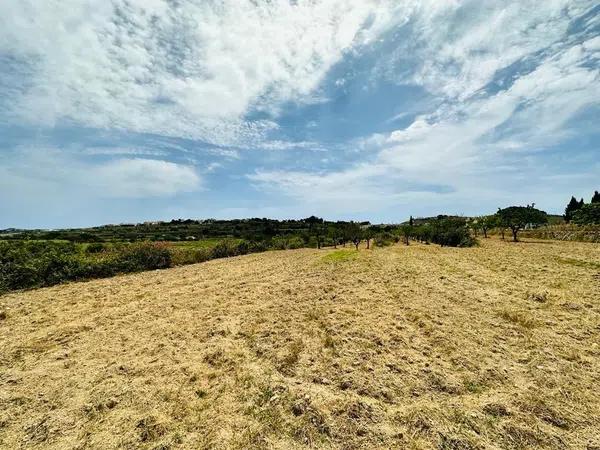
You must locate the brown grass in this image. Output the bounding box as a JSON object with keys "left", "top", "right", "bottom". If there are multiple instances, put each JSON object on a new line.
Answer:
{"left": 1, "top": 238, "right": 599, "bottom": 449}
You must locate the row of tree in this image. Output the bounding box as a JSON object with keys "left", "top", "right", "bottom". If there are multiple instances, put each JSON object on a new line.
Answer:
{"left": 472, "top": 205, "right": 548, "bottom": 242}
{"left": 393, "top": 206, "right": 550, "bottom": 246}
{"left": 274, "top": 198, "right": 597, "bottom": 250}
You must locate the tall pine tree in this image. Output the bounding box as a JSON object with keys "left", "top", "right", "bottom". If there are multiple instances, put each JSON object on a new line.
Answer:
{"left": 592, "top": 191, "right": 600, "bottom": 204}
{"left": 564, "top": 196, "right": 583, "bottom": 223}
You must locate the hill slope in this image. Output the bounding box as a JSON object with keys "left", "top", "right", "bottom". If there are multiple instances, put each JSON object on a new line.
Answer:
{"left": 1, "top": 239, "right": 599, "bottom": 449}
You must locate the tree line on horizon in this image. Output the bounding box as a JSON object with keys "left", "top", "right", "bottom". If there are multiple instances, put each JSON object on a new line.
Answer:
{"left": 2, "top": 192, "right": 598, "bottom": 294}
{"left": 402, "top": 189, "right": 599, "bottom": 245}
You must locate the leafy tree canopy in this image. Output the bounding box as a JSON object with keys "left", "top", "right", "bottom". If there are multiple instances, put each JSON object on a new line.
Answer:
{"left": 497, "top": 205, "right": 548, "bottom": 242}
{"left": 572, "top": 203, "right": 600, "bottom": 225}
{"left": 564, "top": 196, "right": 584, "bottom": 222}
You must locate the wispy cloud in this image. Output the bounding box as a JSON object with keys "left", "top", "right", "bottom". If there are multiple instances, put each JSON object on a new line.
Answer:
{"left": 1, "top": 149, "right": 201, "bottom": 199}
{"left": 0, "top": 1, "right": 598, "bottom": 227}
{"left": 249, "top": 1, "right": 599, "bottom": 216}
{"left": 0, "top": 0, "right": 401, "bottom": 146}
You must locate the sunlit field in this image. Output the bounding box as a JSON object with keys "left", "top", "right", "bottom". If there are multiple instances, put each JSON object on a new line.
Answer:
{"left": 1, "top": 238, "right": 598, "bottom": 449}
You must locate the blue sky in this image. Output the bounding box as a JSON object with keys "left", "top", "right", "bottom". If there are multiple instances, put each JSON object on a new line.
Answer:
{"left": 1, "top": 1, "right": 599, "bottom": 229}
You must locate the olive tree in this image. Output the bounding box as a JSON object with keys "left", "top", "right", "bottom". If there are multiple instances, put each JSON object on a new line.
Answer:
{"left": 497, "top": 205, "right": 548, "bottom": 242}
{"left": 399, "top": 224, "right": 412, "bottom": 245}
{"left": 479, "top": 215, "right": 497, "bottom": 238}
{"left": 346, "top": 222, "right": 363, "bottom": 250}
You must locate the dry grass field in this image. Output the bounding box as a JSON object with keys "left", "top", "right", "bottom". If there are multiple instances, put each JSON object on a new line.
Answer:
{"left": 1, "top": 238, "right": 599, "bottom": 449}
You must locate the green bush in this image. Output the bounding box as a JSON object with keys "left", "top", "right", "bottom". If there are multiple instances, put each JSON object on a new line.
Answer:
{"left": 430, "top": 217, "right": 477, "bottom": 247}
{"left": 85, "top": 242, "right": 105, "bottom": 254}
{"left": 374, "top": 233, "right": 393, "bottom": 247}
{"left": 268, "top": 236, "right": 306, "bottom": 250}
{"left": 236, "top": 240, "right": 250, "bottom": 255}
{"left": 413, "top": 225, "right": 432, "bottom": 243}
{"left": 1, "top": 262, "right": 39, "bottom": 292}
{"left": 0, "top": 241, "right": 85, "bottom": 292}
{"left": 210, "top": 239, "right": 241, "bottom": 259}
{"left": 38, "top": 253, "right": 86, "bottom": 286}
{"left": 116, "top": 242, "right": 172, "bottom": 272}
{"left": 287, "top": 236, "right": 305, "bottom": 249}
{"left": 191, "top": 247, "right": 211, "bottom": 263}
{"left": 249, "top": 240, "right": 269, "bottom": 253}
{"left": 0, "top": 235, "right": 292, "bottom": 295}
{"left": 270, "top": 236, "right": 288, "bottom": 250}
{"left": 572, "top": 203, "right": 600, "bottom": 225}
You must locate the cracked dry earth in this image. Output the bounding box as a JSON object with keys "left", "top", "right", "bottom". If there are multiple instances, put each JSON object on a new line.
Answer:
{"left": 1, "top": 238, "right": 599, "bottom": 449}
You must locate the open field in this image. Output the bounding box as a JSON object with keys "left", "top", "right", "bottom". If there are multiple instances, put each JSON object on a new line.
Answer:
{"left": 1, "top": 239, "right": 599, "bottom": 449}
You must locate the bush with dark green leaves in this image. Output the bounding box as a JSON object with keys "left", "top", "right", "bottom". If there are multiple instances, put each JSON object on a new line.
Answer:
{"left": 572, "top": 203, "right": 600, "bottom": 225}
{"left": 85, "top": 242, "right": 105, "bottom": 254}
{"left": 374, "top": 232, "right": 394, "bottom": 247}
{"left": 209, "top": 239, "right": 250, "bottom": 259}
{"left": 0, "top": 241, "right": 85, "bottom": 292}
{"left": 116, "top": 242, "right": 172, "bottom": 272}
{"left": 286, "top": 236, "right": 306, "bottom": 249}
{"left": 430, "top": 217, "right": 477, "bottom": 247}
{"left": 271, "top": 236, "right": 289, "bottom": 250}
{"left": 413, "top": 225, "right": 432, "bottom": 243}
{"left": 0, "top": 237, "right": 282, "bottom": 295}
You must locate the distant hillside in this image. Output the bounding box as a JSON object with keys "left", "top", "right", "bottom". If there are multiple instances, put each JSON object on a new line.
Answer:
{"left": 0, "top": 217, "right": 375, "bottom": 243}
{"left": 400, "top": 215, "right": 469, "bottom": 225}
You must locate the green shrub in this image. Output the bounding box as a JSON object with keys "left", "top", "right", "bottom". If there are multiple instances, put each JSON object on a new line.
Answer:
{"left": 38, "top": 253, "right": 86, "bottom": 285}
{"left": 236, "top": 240, "right": 250, "bottom": 255}
{"left": 249, "top": 240, "right": 269, "bottom": 253}
{"left": 210, "top": 239, "right": 240, "bottom": 259}
{"left": 0, "top": 262, "right": 39, "bottom": 292}
{"left": 116, "top": 242, "right": 172, "bottom": 272}
{"left": 430, "top": 217, "right": 477, "bottom": 247}
{"left": 0, "top": 241, "right": 84, "bottom": 292}
{"left": 287, "top": 236, "right": 305, "bottom": 249}
{"left": 191, "top": 247, "right": 211, "bottom": 263}
{"left": 270, "top": 236, "right": 288, "bottom": 250}
{"left": 79, "top": 260, "right": 120, "bottom": 279}
{"left": 413, "top": 225, "right": 432, "bottom": 243}
{"left": 373, "top": 233, "right": 393, "bottom": 247}
{"left": 85, "top": 242, "right": 105, "bottom": 254}
{"left": 307, "top": 236, "right": 319, "bottom": 248}
{"left": 572, "top": 203, "right": 600, "bottom": 225}
{"left": 0, "top": 236, "right": 280, "bottom": 295}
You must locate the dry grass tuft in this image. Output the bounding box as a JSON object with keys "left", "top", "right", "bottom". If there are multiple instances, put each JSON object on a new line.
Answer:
{"left": 527, "top": 290, "right": 549, "bottom": 303}
{"left": 1, "top": 238, "right": 599, "bottom": 448}
{"left": 482, "top": 403, "right": 511, "bottom": 418}
{"left": 135, "top": 416, "right": 167, "bottom": 443}
{"left": 498, "top": 309, "right": 538, "bottom": 329}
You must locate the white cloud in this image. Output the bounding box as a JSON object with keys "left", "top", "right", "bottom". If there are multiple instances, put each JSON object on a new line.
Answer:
{"left": 1, "top": 1, "right": 598, "bottom": 225}
{"left": 248, "top": 164, "right": 396, "bottom": 213}
{"left": 91, "top": 158, "right": 201, "bottom": 197}
{"left": 0, "top": 149, "right": 201, "bottom": 199}
{"left": 248, "top": 1, "right": 600, "bottom": 215}
{"left": 379, "top": 1, "right": 594, "bottom": 101}
{"left": 0, "top": 0, "right": 401, "bottom": 146}
{"left": 82, "top": 147, "right": 168, "bottom": 157}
